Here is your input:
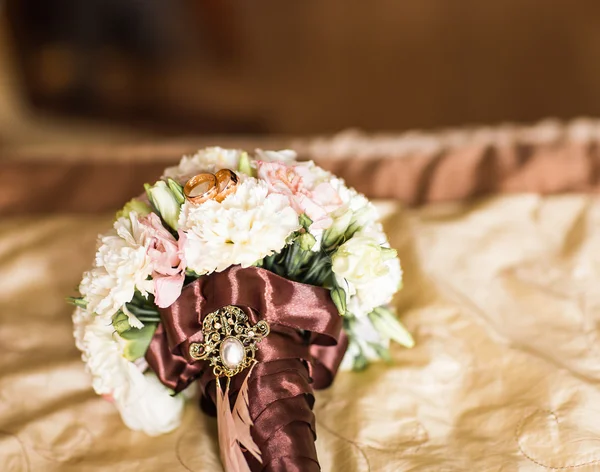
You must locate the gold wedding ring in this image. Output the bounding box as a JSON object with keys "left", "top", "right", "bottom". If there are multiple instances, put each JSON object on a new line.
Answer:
{"left": 184, "top": 169, "right": 240, "bottom": 205}
{"left": 184, "top": 173, "right": 218, "bottom": 204}
{"left": 214, "top": 169, "right": 239, "bottom": 203}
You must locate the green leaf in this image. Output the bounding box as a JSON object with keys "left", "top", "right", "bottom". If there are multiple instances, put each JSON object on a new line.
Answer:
{"left": 119, "top": 323, "right": 158, "bottom": 361}
{"left": 185, "top": 268, "right": 201, "bottom": 278}
{"left": 330, "top": 285, "right": 347, "bottom": 315}
{"left": 369, "top": 307, "right": 414, "bottom": 348}
{"left": 112, "top": 312, "right": 131, "bottom": 335}
{"left": 124, "top": 303, "right": 160, "bottom": 319}
{"left": 303, "top": 255, "right": 331, "bottom": 285}
{"left": 352, "top": 350, "right": 369, "bottom": 371}
{"left": 322, "top": 209, "right": 353, "bottom": 250}
{"left": 66, "top": 297, "right": 87, "bottom": 309}
{"left": 368, "top": 342, "right": 393, "bottom": 364}
{"left": 167, "top": 178, "right": 186, "bottom": 205}
{"left": 115, "top": 198, "right": 152, "bottom": 221}
{"left": 298, "top": 213, "right": 313, "bottom": 230}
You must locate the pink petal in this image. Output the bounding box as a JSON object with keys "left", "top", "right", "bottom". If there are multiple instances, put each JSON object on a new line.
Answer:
{"left": 310, "top": 215, "right": 334, "bottom": 230}
{"left": 177, "top": 230, "right": 187, "bottom": 267}
{"left": 312, "top": 182, "right": 342, "bottom": 209}
{"left": 296, "top": 194, "right": 332, "bottom": 229}
{"left": 153, "top": 273, "right": 185, "bottom": 308}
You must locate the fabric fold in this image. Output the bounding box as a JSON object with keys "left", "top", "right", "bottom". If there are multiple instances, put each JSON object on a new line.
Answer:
{"left": 145, "top": 265, "right": 347, "bottom": 471}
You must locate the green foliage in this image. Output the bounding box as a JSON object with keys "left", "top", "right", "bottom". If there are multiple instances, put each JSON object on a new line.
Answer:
{"left": 237, "top": 152, "right": 255, "bottom": 177}
{"left": 119, "top": 322, "right": 158, "bottom": 361}
{"left": 66, "top": 297, "right": 88, "bottom": 309}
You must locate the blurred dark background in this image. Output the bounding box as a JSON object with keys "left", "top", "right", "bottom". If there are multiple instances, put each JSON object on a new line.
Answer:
{"left": 2, "top": 0, "right": 600, "bottom": 142}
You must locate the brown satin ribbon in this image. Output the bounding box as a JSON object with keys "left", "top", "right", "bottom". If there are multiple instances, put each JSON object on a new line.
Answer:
{"left": 145, "top": 265, "right": 348, "bottom": 472}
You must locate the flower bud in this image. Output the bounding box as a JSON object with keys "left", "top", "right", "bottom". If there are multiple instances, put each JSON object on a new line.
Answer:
{"left": 330, "top": 285, "right": 347, "bottom": 315}
{"left": 322, "top": 208, "right": 353, "bottom": 249}
{"left": 237, "top": 151, "right": 255, "bottom": 177}
{"left": 298, "top": 213, "right": 313, "bottom": 230}
{"left": 167, "top": 178, "right": 186, "bottom": 205}
{"left": 368, "top": 306, "right": 414, "bottom": 348}
{"left": 297, "top": 232, "right": 317, "bottom": 252}
{"left": 345, "top": 207, "right": 372, "bottom": 238}
{"left": 112, "top": 312, "right": 132, "bottom": 335}
{"left": 144, "top": 180, "right": 181, "bottom": 230}
{"left": 67, "top": 296, "right": 88, "bottom": 309}
{"left": 116, "top": 198, "right": 152, "bottom": 221}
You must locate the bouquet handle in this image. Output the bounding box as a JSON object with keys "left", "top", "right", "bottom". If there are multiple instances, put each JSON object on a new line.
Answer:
{"left": 146, "top": 266, "right": 348, "bottom": 471}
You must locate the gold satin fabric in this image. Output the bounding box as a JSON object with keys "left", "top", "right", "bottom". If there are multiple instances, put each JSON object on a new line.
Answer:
{"left": 3, "top": 195, "right": 600, "bottom": 471}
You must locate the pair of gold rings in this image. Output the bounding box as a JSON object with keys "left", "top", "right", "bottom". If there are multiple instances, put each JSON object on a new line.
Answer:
{"left": 184, "top": 169, "right": 239, "bottom": 204}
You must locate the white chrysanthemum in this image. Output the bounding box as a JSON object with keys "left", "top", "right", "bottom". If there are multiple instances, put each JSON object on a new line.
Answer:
{"left": 179, "top": 178, "right": 300, "bottom": 274}
{"left": 80, "top": 213, "right": 153, "bottom": 327}
{"left": 163, "top": 147, "right": 244, "bottom": 182}
{"left": 74, "top": 310, "right": 184, "bottom": 436}
{"left": 73, "top": 305, "right": 93, "bottom": 352}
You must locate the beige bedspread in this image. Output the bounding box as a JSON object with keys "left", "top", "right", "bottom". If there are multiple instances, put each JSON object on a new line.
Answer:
{"left": 3, "top": 192, "right": 600, "bottom": 471}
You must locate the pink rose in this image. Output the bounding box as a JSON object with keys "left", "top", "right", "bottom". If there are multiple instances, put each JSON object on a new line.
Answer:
{"left": 140, "top": 213, "right": 186, "bottom": 308}
{"left": 256, "top": 161, "right": 342, "bottom": 230}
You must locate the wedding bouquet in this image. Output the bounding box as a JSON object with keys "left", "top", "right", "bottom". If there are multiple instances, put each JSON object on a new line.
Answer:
{"left": 70, "top": 147, "right": 412, "bottom": 471}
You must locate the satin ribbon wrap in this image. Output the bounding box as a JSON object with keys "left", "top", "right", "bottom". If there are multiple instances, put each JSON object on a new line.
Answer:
{"left": 146, "top": 266, "right": 348, "bottom": 471}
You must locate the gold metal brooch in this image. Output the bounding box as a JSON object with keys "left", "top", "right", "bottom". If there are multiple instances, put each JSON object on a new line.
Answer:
{"left": 189, "top": 305, "right": 270, "bottom": 378}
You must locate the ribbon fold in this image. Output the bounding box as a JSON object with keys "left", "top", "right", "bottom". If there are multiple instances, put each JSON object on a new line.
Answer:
{"left": 146, "top": 265, "right": 348, "bottom": 472}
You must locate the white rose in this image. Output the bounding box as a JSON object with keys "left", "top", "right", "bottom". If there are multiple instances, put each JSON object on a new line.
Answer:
{"left": 332, "top": 236, "right": 397, "bottom": 286}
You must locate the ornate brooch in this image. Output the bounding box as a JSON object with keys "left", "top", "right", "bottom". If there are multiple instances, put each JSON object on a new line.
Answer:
{"left": 189, "top": 305, "right": 270, "bottom": 378}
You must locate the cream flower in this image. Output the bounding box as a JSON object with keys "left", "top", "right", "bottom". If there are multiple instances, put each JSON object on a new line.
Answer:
{"left": 333, "top": 231, "right": 402, "bottom": 317}
{"left": 324, "top": 182, "right": 379, "bottom": 241}
{"left": 332, "top": 236, "right": 397, "bottom": 284}
{"left": 74, "top": 311, "right": 184, "bottom": 435}
{"left": 179, "top": 178, "right": 300, "bottom": 274}
{"left": 72, "top": 305, "right": 93, "bottom": 352}
{"left": 80, "top": 213, "right": 153, "bottom": 327}
{"left": 163, "top": 147, "right": 244, "bottom": 182}
{"left": 115, "top": 371, "right": 185, "bottom": 436}
{"left": 256, "top": 160, "right": 343, "bottom": 230}
{"left": 340, "top": 315, "right": 389, "bottom": 371}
